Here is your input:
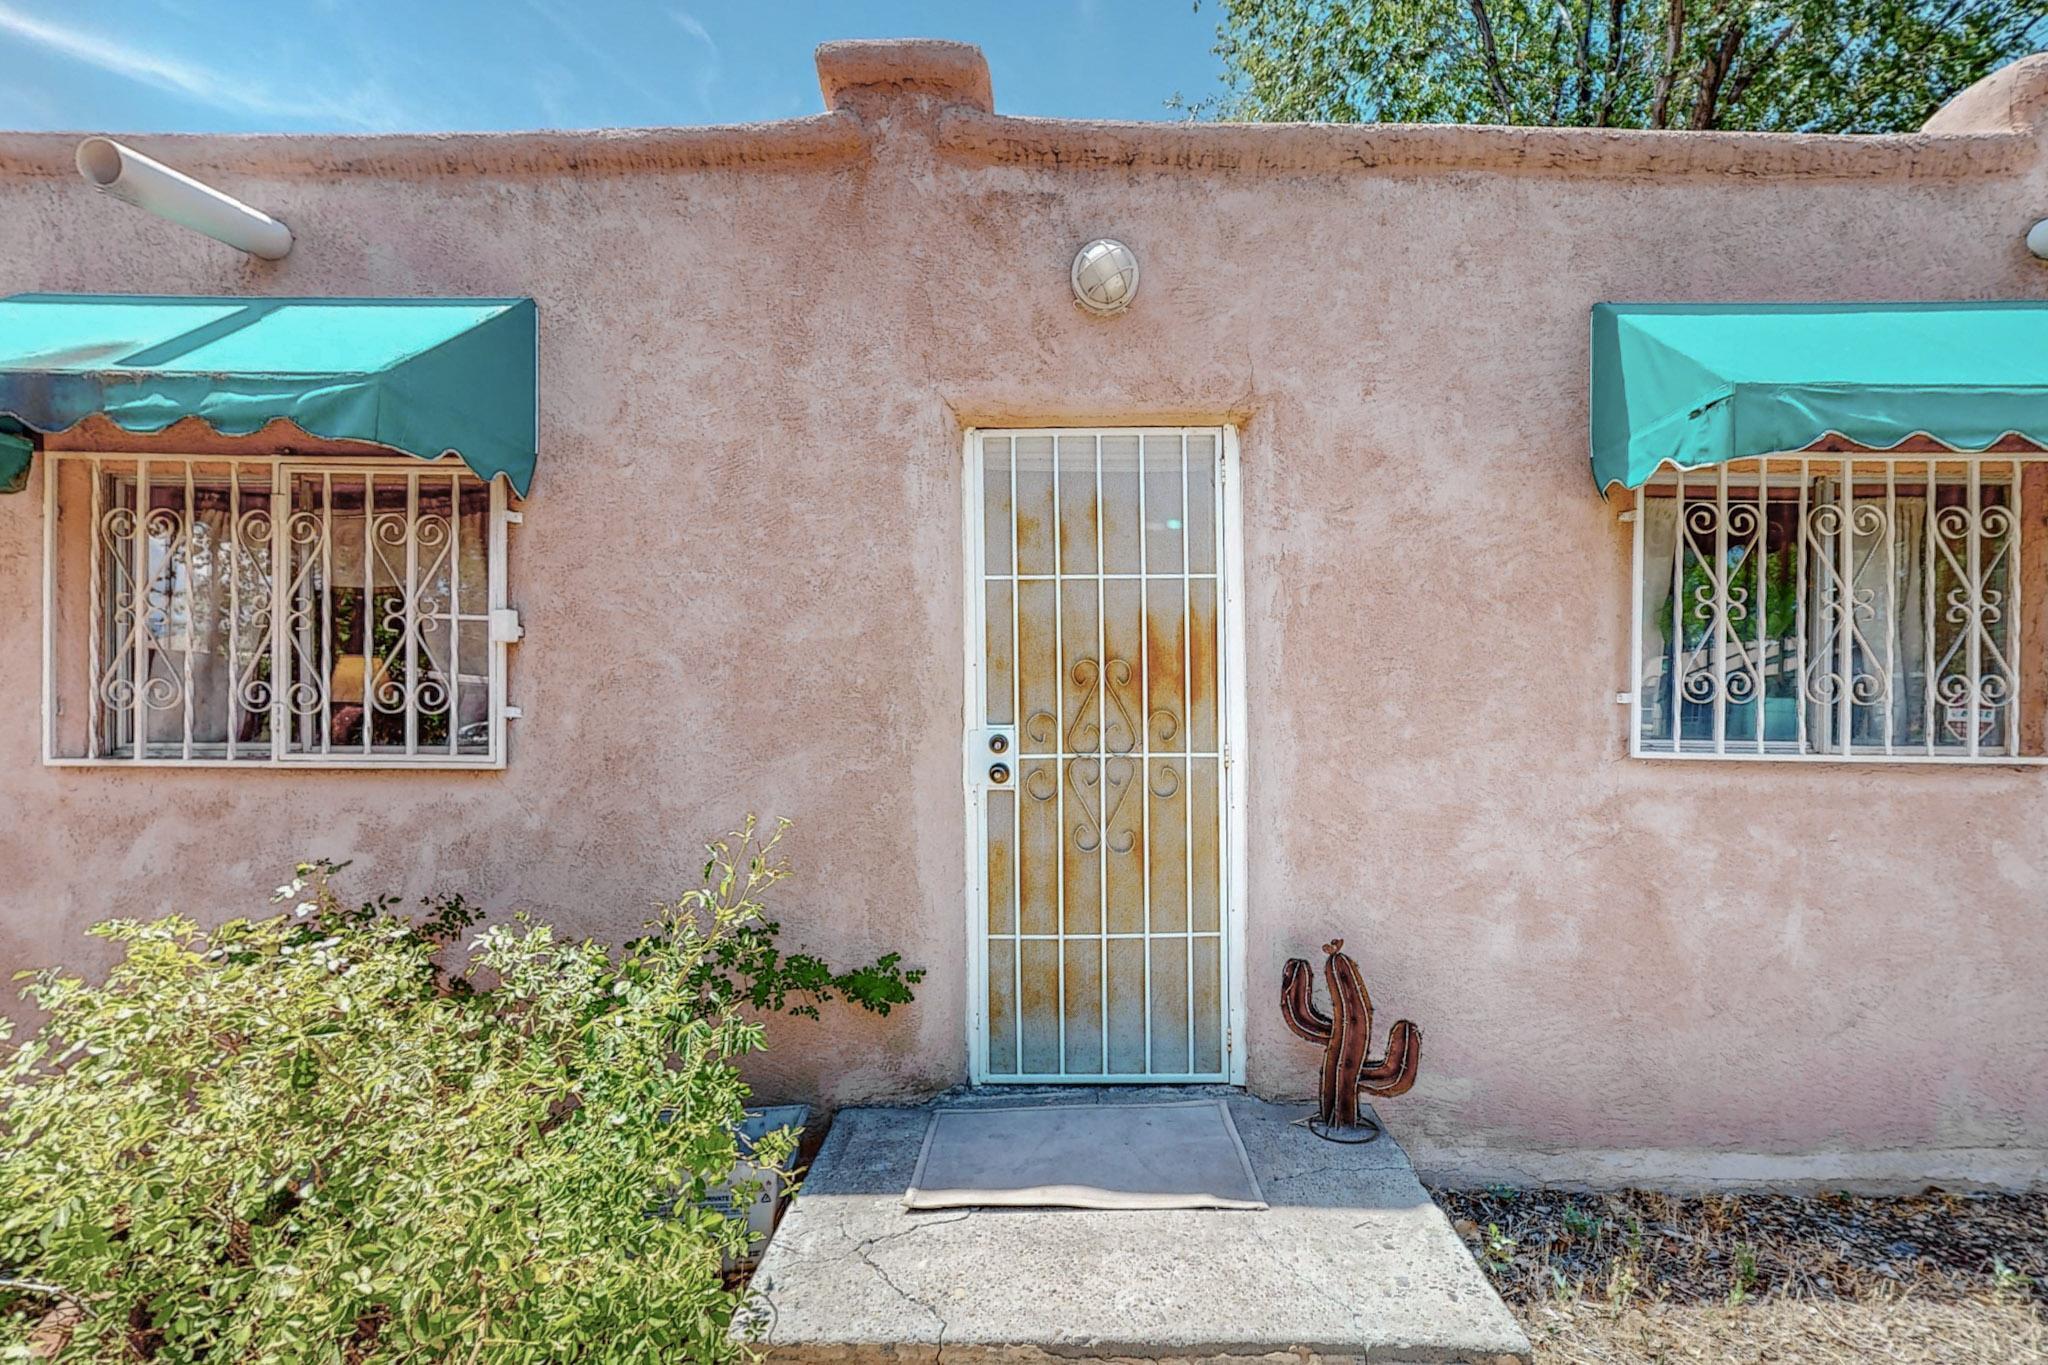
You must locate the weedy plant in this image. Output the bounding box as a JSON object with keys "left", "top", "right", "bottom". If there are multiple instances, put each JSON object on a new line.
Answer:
{"left": 0, "top": 818, "right": 917, "bottom": 1364}
{"left": 1604, "top": 1257, "right": 1641, "bottom": 1311}
{"left": 1482, "top": 1223, "right": 1519, "bottom": 1273}
{"left": 1727, "top": 1242, "right": 1760, "bottom": 1307}
{"left": 1560, "top": 1205, "right": 1602, "bottom": 1242}
{"left": 1989, "top": 1257, "right": 2031, "bottom": 1303}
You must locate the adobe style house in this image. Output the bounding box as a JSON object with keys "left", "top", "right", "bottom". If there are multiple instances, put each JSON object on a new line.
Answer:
{"left": 1, "top": 39, "right": 2044, "bottom": 1191}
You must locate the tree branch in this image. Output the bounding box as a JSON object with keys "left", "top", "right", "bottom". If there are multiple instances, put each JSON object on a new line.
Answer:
{"left": 0, "top": 1277, "right": 90, "bottom": 1314}
{"left": 1572, "top": 0, "right": 1597, "bottom": 124}
{"left": 1688, "top": 17, "right": 1747, "bottom": 128}
{"left": 1649, "top": 0, "right": 1685, "bottom": 129}
{"left": 1719, "top": 18, "right": 1798, "bottom": 118}
{"left": 1465, "top": 0, "right": 1518, "bottom": 122}
{"left": 1597, "top": 0, "right": 1627, "bottom": 126}
{"left": 1544, "top": 2, "right": 1570, "bottom": 123}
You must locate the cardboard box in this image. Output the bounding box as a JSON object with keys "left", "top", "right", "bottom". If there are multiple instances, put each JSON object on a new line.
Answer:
{"left": 703, "top": 1104, "right": 808, "bottom": 1264}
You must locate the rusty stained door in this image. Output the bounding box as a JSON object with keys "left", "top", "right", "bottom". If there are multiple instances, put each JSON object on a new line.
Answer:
{"left": 968, "top": 429, "right": 1235, "bottom": 1082}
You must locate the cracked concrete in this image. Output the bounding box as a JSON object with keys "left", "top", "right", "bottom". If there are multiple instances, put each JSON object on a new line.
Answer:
{"left": 747, "top": 1092, "right": 1529, "bottom": 1364}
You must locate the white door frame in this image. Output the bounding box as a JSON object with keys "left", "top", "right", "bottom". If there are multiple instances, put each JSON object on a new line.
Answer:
{"left": 960, "top": 425, "right": 1249, "bottom": 1085}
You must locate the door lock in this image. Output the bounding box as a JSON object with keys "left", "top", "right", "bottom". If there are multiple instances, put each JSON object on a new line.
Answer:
{"left": 970, "top": 726, "right": 1017, "bottom": 789}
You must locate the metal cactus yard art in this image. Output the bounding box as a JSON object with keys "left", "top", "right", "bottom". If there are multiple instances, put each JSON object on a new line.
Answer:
{"left": 1280, "top": 939, "right": 1421, "bottom": 1143}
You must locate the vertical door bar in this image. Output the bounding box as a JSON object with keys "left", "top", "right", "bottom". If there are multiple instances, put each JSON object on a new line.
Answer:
{"left": 1181, "top": 433, "right": 1195, "bottom": 1071}
{"left": 1051, "top": 437, "right": 1067, "bottom": 1076}
{"left": 1213, "top": 433, "right": 1231, "bottom": 1072}
{"left": 1137, "top": 436, "right": 1152, "bottom": 1071}
{"left": 1094, "top": 433, "right": 1109, "bottom": 1074}
{"left": 1009, "top": 441, "right": 1025, "bottom": 1077}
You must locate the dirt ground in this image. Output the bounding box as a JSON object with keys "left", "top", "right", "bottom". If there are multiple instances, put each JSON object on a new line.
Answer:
{"left": 1429, "top": 1186, "right": 2048, "bottom": 1364}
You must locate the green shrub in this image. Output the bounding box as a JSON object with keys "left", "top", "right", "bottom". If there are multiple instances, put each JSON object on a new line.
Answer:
{"left": 0, "top": 819, "right": 919, "bottom": 1364}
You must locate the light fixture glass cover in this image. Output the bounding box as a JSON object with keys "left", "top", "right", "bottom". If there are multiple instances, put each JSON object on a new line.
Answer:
{"left": 1072, "top": 239, "right": 1140, "bottom": 315}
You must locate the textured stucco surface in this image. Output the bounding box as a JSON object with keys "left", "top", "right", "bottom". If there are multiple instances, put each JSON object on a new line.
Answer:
{"left": 2, "top": 44, "right": 2046, "bottom": 1187}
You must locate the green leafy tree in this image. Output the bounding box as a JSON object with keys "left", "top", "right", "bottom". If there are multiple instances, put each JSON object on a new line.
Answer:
{"left": 1191, "top": 0, "right": 2043, "bottom": 131}
{"left": 0, "top": 819, "right": 919, "bottom": 1364}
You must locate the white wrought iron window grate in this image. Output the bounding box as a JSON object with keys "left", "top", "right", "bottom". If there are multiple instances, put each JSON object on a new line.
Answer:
{"left": 1629, "top": 454, "right": 2046, "bottom": 763}
{"left": 42, "top": 453, "right": 514, "bottom": 768}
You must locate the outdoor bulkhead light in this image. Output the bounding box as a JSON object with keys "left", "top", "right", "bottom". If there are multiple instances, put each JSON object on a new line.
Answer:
{"left": 76, "top": 137, "right": 293, "bottom": 260}
{"left": 2029, "top": 218, "right": 2048, "bottom": 261}
{"left": 1072, "top": 238, "right": 1139, "bottom": 315}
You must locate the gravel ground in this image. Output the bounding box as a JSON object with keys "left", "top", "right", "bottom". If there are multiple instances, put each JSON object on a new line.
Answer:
{"left": 1430, "top": 1186, "right": 2048, "bottom": 1364}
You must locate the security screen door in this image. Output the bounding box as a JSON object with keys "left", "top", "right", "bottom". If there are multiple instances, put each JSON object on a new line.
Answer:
{"left": 968, "top": 429, "right": 1234, "bottom": 1083}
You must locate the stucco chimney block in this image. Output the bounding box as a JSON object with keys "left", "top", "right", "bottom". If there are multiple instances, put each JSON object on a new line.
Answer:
{"left": 816, "top": 39, "right": 995, "bottom": 115}
{"left": 1922, "top": 52, "right": 2048, "bottom": 135}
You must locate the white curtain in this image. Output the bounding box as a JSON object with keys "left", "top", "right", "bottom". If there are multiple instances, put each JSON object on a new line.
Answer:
{"left": 1640, "top": 485, "right": 1933, "bottom": 750}
{"left": 140, "top": 498, "right": 242, "bottom": 747}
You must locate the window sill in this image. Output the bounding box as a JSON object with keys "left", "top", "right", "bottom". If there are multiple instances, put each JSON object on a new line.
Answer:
{"left": 43, "top": 756, "right": 506, "bottom": 771}
{"left": 1630, "top": 747, "right": 2047, "bottom": 767}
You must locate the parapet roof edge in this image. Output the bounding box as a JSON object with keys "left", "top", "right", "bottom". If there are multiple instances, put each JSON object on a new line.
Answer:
{"left": 0, "top": 46, "right": 2038, "bottom": 185}
{"left": 0, "top": 116, "right": 2031, "bottom": 183}
{"left": 0, "top": 112, "right": 870, "bottom": 179}
{"left": 935, "top": 110, "right": 2035, "bottom": 181}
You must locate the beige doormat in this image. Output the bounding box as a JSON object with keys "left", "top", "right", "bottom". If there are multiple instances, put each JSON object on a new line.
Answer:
{"left": 903, "top": 1099, "right": 1267, "bottom": 1211}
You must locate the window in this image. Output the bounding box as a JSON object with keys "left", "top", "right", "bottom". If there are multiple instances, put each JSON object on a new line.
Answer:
{"left": 1632, "top": 455, "right": 2045, "bottom": 763}
{"left": 43, "top": 454, "right": 515, "bottom": 767}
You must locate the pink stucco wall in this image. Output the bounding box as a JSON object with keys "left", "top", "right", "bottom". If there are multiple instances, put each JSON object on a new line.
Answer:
{"left": 3, "top": 42, "right": 2046, "bottom": 1188}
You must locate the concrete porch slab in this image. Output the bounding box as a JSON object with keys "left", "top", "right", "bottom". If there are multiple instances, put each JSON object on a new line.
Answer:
{"left": 748, "top": 1089, "right": 1530, "bottom": 1364}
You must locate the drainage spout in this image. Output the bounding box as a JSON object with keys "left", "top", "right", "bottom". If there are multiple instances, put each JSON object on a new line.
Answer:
{"left": 75, "top": 137, "right": 293, "bottom": 260}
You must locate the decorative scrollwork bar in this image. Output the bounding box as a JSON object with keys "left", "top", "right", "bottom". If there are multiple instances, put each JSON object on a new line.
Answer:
{"left": 1638, "top": 453, "right": 2034, "bottom": 761}
{"left": 57, "top": 454, "right": 504, "bottom": 766}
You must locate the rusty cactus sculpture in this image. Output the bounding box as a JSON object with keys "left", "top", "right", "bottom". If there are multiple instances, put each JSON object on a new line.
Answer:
{"left": 1280, "top": 939, "right": 1420, "bottom": 1142}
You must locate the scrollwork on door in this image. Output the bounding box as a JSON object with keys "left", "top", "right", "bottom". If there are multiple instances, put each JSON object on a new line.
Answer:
{"left": 1024, "top": 654, "right": 1145, "bottom": 756}
{"left": 1024, "top": 754, "right": 1144, "bottom": 854}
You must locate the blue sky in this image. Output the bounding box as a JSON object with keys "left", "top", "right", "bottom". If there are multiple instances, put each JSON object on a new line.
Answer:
{"left": 0, "top": 1, "right": 1225, "bottom": 133}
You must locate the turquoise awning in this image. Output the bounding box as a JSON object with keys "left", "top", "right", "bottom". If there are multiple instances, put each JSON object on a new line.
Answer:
{"left": 0, "top": 294, "right": 537, "bottom": 495}
{"left": 1590, "top": 302, "right": 2048, "bottom": 491}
